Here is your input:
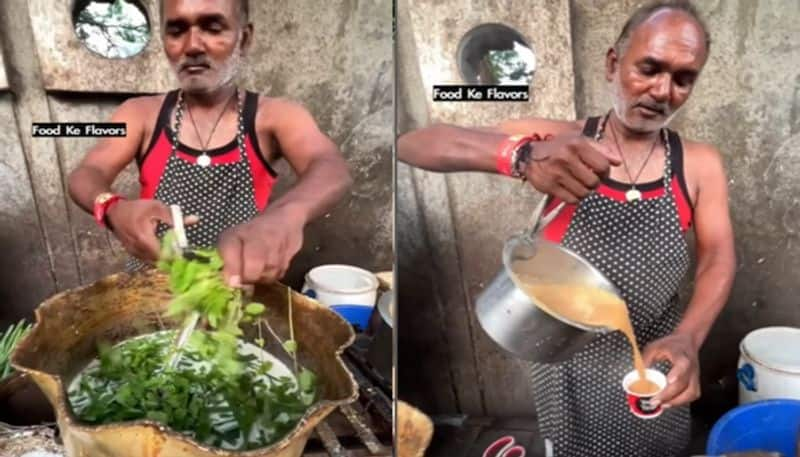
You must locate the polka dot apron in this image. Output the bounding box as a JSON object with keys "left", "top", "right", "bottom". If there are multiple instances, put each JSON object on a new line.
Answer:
{"left": 127, "top": 90, "right": 259, "bottom": 271}
{"left": 530, "top": 116, "right": 692, "bottom": 456}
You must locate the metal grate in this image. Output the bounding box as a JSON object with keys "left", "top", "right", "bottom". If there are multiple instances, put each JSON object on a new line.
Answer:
{"left": 306, "top": 340, "right": 393, "bottom": 457}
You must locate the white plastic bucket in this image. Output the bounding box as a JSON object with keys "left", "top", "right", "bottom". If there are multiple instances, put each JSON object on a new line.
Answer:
{"left": 301, "top": 265, "right": 379, "bottom": 308}
{"left": 737, "top": 326, "right": 800, "bottom": 404}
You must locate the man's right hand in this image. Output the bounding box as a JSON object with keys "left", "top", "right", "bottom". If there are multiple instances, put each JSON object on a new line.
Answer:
{"left": 523, "top": 133, "right": 622, "bottom": 203}
{"left": 106, "top": 199, "right": 198, "bottom": 262}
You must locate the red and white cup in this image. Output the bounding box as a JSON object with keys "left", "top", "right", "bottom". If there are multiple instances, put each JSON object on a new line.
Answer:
{"left": 622, "top": 368, "right": 667, "bottom": 419}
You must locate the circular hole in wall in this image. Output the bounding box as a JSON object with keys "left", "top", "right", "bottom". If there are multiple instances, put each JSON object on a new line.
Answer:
{"left": 457, "top": 23, "right": 536, "bottom": 86}
{"left": 72, "top": 0, "right": 151, "bottom": 59}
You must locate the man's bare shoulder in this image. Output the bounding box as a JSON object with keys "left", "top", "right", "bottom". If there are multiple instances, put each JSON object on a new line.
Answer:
{"left": 681, "top": 137, "right": 725, "bottom": 167}
{"left": 254, "top": 95, "right": 316, "bottom": 129}
{"left": 114, "top": 94, "right": 165, "bottom": 121}
{"left": 256, "top": 95, "right": 308, "bottom": 115}
{"left": 495, "top": 118, "right": 584, "bottom": 136}
{"left": 680, "top": 137, "right": 727, "bottom": 197}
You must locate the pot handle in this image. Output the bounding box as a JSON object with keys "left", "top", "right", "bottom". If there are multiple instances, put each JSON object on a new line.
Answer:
{"left": 524, "top": 197, "right": 566, "bottom": 240}
{"left": 736, "top": 363, "right": 757, "bottom": 392}
{"left": 303, "top": 289, "right": 317, "bottom": 299}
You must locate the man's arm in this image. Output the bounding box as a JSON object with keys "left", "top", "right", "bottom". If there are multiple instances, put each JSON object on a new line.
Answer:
{"left": 264, "top": 99, "right": 353, "bottom": 225}
{"left": 396, "top": 118, "right": 574, "bottom": 172}
{"left": 397, "top": 123, "right": 507, "bottom": 172}
{"left": 397, "top": 118, "right": 620, "bottom": 203}
{"left": 219, "top": 98, "right": 352, "bottom": 285}
{"left": 674, "top": 145, "right": 736, "bottom": 345}
{"left": 67, "top": 96, "right": 184, "bottom": 261}
{"left": 645, "top": 143, "right": 736, "bottom": 407}
{"left": 68, "top": 97, "right": 146, "bottom": 212}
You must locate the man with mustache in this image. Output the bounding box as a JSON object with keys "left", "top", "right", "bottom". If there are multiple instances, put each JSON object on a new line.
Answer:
{"left": 399, "top": 1, "right": 735, "bottom": 455}
{"left": 68, "top": 0, "right": 351, "bottom": 286}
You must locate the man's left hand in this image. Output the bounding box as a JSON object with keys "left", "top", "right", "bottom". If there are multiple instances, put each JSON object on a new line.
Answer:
{"left": 218, "top": 206, "right": 305, "bottom": 286}
{"left": 642, "top": 333, "right": 701, "bottom": 408}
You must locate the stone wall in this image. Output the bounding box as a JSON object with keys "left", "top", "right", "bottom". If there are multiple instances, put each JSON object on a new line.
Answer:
{"left": 397, "top": 0, "right": 576, "bottom": 416}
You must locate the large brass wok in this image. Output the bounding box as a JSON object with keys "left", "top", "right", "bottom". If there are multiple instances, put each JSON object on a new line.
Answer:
{"left": 11, "top": 269, "right": 358, "bottom": 457}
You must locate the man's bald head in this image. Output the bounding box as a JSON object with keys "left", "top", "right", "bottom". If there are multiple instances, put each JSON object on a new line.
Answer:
{"left": 159, "top": 0, "right": 250, "bottom": 27}
{"left": 614, "top": 1, "right": 711, "bottom": 57}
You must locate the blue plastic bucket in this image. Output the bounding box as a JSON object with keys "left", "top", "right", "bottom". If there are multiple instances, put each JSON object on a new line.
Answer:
{"left": 329, "top": 304, "right": 374, "bottom": 332}
{"left": 706, "top": 399, "right": 800, "bottom": 456}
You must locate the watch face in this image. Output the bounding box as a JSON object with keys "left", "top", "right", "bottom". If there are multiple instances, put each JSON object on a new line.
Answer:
{"left": 95, "top": 193, "right": 113, "bottom": 205}
{"left": 513, "top": 142, "right": 533, "bottom": 174}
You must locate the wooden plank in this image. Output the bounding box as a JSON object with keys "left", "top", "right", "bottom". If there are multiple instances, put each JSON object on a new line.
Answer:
{"left": 443, "top": 0, "right": 576, "bottom": 414}
{"left": 398, "top": 1, "right": 487, "bottom": 414}
{"left": 410, "top": 168, "right": 488, "bottom": 415}
{"left": 0, "top": 0, "right": 81, "bottom": 292}
{"left": 0, "top": 95, "right": 56, "bottom": 326}
{"left": 0, "top": 36, "right": 8, "bottom": 90}
{"left": 396, "top": 163, "right": 461, "bottom": 414}
{"left": 396, "top": 0, "right": 462, "bottom": 415}
{"left": 404, "top": 0, "right": 577, "bottom": 417}
{"left": 48, "top": 95, "right": 137, "bottom": 284}
{"left": 446, "top": 177, "right": 543, "bottom": 416}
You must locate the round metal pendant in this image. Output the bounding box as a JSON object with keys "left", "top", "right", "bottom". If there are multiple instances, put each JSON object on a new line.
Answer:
{"left": 197, "top": 153, "right": 211, "bottom": 167}
{"left": 626, "top": 188, "right": 642, "bottom": 202}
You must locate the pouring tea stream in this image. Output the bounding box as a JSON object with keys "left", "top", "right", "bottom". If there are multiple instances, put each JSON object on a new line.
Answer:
{"left": 475, "top": 196, "right": 657, "bottom": 392}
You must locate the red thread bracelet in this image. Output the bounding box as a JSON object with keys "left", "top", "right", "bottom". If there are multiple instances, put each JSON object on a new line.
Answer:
{"left": 495, "top": 134, "right": 532, "bottom": 176}
{"left": 93, "top": 194, "right": 123, "bottom": 228}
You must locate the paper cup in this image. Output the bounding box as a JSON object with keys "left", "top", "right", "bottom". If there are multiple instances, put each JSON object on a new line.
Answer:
{"left": 622, "top": 368, "right": 667, "bottom": 419}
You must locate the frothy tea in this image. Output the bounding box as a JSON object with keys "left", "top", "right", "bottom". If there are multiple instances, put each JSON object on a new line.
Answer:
{"left": 627, "top": 378, "right": 661, "bottom": 396}
{"left": 514, "top": 275, "right": 652, "bottom": 388}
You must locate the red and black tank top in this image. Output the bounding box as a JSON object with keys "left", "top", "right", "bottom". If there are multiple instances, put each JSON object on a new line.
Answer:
{"left": 137, "top": 90, "right": 277, "bottom": 211}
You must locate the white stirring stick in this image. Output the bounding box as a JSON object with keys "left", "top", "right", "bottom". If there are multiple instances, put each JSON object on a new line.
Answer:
{"left": 171, "top": 204, "right": 189, "bottom": 252}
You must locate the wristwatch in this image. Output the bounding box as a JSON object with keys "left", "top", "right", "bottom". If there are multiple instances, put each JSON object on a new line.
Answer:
{"left": 93, "top": 192, "right": 123, "bottom": 228}
{"left": 511, "top": 141, "right": 534, "bottom": 179}
{"left": 496, "top": 134, "right": 532, "bottom": 177}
